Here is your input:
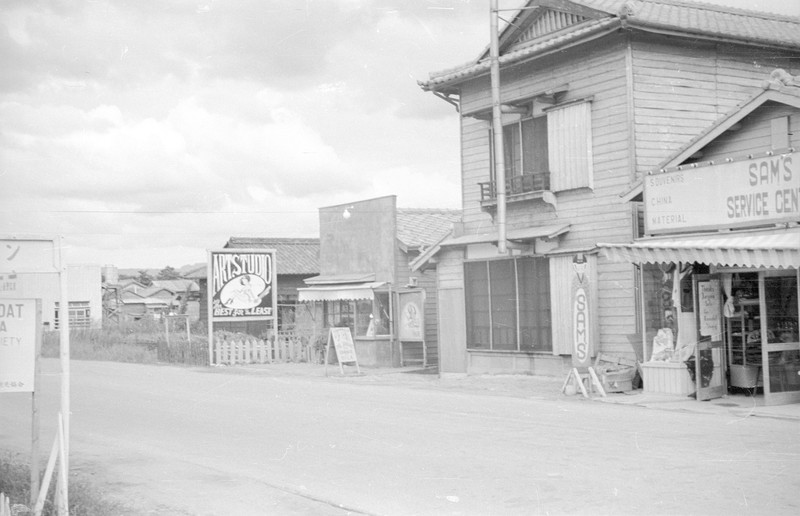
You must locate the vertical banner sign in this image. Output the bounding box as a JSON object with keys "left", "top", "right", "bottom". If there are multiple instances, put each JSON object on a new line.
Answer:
{"left": 209, "top": 249, "right": 277, "bottom": 322}
{"left": 572, "top": 254, "right": 592, "bottom": 369}
{"left": 0, "top": 299, "right": 37, "bottom": 393}
{"left": 698, "top": 280, "right": 722, "bottom": 339}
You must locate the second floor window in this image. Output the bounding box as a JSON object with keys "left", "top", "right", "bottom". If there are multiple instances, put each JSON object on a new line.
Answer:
{"left": 486, "top": 100, "right": 593, "bottom": 199}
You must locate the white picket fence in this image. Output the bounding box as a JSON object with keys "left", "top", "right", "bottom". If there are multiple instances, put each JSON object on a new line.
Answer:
{"left": 213, "top": 332, "right": 322, "bottom": 366}
{"left": 0, "top": 493, "right": 9, "bottom": 516}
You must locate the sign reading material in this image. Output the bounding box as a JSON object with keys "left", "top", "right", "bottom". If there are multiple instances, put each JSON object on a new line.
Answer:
{"left": 645, "top": 152, "right": 799, "bottom": 234}
{"left": 325, "top": 327, "right": 360, "bottom": 376}
{"left": 0, "top": 299, "right": 37, "bottom": 393}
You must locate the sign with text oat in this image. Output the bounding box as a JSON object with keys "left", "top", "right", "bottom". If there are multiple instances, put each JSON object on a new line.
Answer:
{"left": 644, "top": 152, "right": 799, "bottom": 234}
{"left": 0, "top": 299, "right": 38, "bottom": 393}
{"left": 209, "top": 249, "right": 277, "bottom": 322}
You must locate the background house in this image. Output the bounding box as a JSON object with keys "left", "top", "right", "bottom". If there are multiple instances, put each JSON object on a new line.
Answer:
{"left": 1, "top": 264, "right": 102, "bottom": 330}
{"left": 298, "top": 196, "right": 460, "bottom": 368}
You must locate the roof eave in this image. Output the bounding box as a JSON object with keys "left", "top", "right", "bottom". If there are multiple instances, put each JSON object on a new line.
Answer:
{"left": 420, "top": 18, "right": 621, "bottom": 94}
{"left": 624, "top": 19, "right": 800, "bottom": 53}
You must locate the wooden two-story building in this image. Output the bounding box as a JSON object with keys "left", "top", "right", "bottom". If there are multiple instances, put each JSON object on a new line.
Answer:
{"left": 416, "top": 0, "right": 800, "bottom": 378}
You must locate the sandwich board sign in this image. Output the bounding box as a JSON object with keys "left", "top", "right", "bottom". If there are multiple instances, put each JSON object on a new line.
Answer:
{"left": 325, "top": 327, "right": 360, "bottom": 376}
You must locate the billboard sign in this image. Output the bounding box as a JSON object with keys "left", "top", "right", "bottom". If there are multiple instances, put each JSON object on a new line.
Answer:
{"left": 644, "top": 152, "right": 798, "bottom": 234}
{"left": 0, "top": 299, "right": 38, "bottom": 393}
{"left": 209, "top": 249, "right": 276, "bottom": 321}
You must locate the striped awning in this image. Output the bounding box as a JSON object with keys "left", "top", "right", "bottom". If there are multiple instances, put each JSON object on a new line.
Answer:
{"left": 598, "top": 228, "right": 800, "bottom": 269}
{"left": 297, "top": 282, "right": 385, "bottom": 303}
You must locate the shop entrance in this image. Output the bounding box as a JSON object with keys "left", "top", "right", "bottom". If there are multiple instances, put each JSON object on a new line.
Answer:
{"left": 722, "top": 270, "right": 800, "bottom": 405}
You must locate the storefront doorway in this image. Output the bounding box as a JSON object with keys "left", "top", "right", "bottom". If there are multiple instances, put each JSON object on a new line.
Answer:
{"left": 719, "top": 269, "right": 800, "bottom": 405}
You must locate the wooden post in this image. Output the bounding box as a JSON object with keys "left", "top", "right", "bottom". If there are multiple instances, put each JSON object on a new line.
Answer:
{"left": 30, "top": 300, "right": 42, "bottom": 509}
{"left": 490, "top": 0, "right": 507, "bottom": 254}
{"left": 57, "top": 250, "right": 69, "bottom": 514}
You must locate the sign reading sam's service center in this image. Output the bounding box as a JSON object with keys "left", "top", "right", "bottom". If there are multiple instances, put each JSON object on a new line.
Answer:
{"left": 645, "top": 153, "right": 799, "bottom": 234}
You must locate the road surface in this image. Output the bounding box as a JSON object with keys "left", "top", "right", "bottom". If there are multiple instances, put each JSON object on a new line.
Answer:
{"left": 1, "top": 359, "right": 799, "bottom": 515}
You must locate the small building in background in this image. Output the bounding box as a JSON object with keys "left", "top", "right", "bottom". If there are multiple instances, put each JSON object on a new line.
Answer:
{"left": 298, "top": 195, "right": 460, "bottom": 368}
{"left": 4, "top": 264, "right": 103, "bottom": 330}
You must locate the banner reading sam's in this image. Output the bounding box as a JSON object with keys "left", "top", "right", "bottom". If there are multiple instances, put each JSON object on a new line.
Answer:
{"left": 209, "top": 250, "right": 276, "bottom": 321}
{"left": 645, "top": 152, "right": 799, "bottom": 234}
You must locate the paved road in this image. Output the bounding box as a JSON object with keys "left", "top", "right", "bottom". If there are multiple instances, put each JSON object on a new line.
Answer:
{"left": 1, "top": 360, "right": 799, "bottom": 515}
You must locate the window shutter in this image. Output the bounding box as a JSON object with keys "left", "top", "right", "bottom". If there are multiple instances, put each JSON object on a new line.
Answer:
{"left": 547, "top": 101, "right": 593, "bottom": 191}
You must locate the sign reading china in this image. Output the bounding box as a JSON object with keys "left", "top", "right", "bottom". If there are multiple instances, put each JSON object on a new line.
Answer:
{"left": 209, "top": 250, "right": 276, "bottom": 321}
{"left": 645, "top": 153, "right": 799, "bottom": 234}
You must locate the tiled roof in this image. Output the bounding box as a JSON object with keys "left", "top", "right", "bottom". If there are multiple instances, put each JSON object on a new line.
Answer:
{"left": 396, "top": 209, "right": 461, "bottom": 251}
{"left": 224, "top": 237, "right": 320, "bottom": 275}
{"left": 421, "top": 0, "right": 800, "bottom": 92}
{"left": 150, "top": 279, "right": 199, "bottom": 293}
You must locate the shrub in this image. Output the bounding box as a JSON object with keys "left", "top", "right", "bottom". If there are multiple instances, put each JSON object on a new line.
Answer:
{"left": 0, "top": 453, "right": 131, "bottom": 516}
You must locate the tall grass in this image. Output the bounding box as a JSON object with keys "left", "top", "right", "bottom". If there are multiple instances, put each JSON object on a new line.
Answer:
{"left": 41, "top": 319, "right": 208, "bottom": 366}
{"left": 0, "top": 453, "right": 132, "bottom": 516}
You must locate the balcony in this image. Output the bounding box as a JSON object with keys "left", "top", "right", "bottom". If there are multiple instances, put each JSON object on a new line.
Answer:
{"left": 478, "top": 173, "right": 553, "bottom": 207}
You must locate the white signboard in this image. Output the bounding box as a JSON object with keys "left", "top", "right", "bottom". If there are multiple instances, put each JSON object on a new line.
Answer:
{"left": 0, "top": 299, "right": 37, "bottom": 393}
{"left": 0, "top": 238, "right": 59, "bottom": 273}
{"left": 698, "top": 280, "right": 722, "bottom": 339}
{"left": 645, "top": 153, "right": 799, "bottom": 234}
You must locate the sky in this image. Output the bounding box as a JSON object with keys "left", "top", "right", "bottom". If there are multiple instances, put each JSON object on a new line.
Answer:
{"left": 2, "top": 0, "right": 799, "bottom": 270}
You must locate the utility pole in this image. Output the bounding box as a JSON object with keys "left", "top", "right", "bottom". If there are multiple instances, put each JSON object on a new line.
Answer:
{"left": 490, "top": 0, "right": 507, "bottom": 254}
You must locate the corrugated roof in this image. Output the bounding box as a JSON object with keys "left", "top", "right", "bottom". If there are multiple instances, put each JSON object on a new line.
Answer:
{"left": 224, "top": 237, "right": 320, "bottom": 275}
{"left": 421, "top": 0, "right": 800, "bottom": 92}
{"left": 396, "top": 209, "right": 461, "bottom": 251}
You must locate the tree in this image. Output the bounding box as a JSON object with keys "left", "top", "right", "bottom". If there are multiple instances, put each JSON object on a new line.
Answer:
{"left": 157, "top": 266, "right": 181, "bottom": 280}
{"left": 136, "top": 270, "right": 154, "bottom": 286}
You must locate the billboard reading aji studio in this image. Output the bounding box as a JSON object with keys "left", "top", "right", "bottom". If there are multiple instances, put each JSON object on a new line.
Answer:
{"left": 209, "top": 250, "right": 276, "bottom": 322}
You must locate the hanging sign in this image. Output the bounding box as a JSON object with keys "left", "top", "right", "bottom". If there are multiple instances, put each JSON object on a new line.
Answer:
{"left": 209, "top": 249, "right": 276, "bottom": 322}
{"left": 571, "top": 254, "right": 592, "bottom": 369}
{"left": 0, "top": 299, "right": 38, "bottom": 393}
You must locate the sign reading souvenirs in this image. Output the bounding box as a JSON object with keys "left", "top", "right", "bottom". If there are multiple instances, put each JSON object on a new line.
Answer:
{"left": 209, "top": 249, "right": 276, "bottom": 322}
{"left": 0, "top": 299, "right": 38, "bottom": 393}
{"left": 645, "top": 152, "right": 799, "bottom": 234}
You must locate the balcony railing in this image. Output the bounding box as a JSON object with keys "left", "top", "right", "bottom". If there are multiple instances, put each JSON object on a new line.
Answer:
{"left": 479, "top": 173, "right": 550, "bottom": 203}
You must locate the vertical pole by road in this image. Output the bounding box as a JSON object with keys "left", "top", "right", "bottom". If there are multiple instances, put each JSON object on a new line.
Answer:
{"left": 57, "top": 240, "right": 70, "bottom": 515}
{"left": 490, "top": 0, "right": 507, "bottom": 254}
{"left": 30, "top": 299, "right": 42, "bottom": 509}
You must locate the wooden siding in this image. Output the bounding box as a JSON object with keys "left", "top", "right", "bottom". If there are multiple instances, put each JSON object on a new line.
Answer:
{"left": 436, "top": 248, "right": 467, "bottom": 373}
{"left": 696, "top": 103, "right": 800, "bottom": 162}
{"left": 630, "top": 36, "right": 800, "bottom": 174}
